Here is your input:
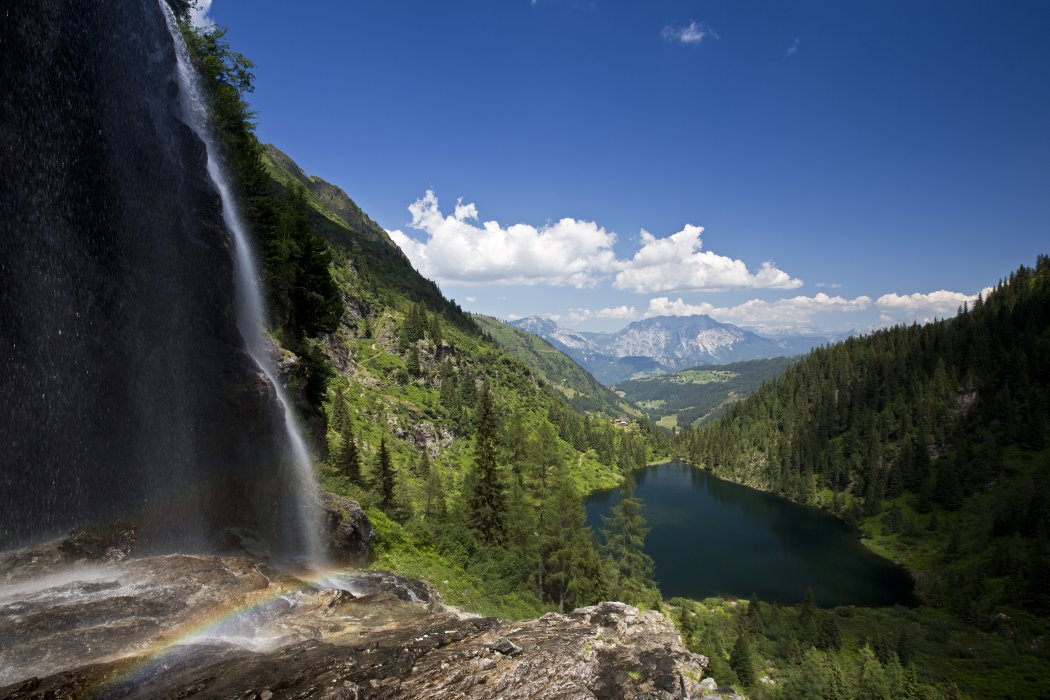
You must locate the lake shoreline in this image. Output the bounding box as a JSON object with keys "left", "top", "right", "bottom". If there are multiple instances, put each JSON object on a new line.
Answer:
{"left": 586, "top": 458, "right": 918, "bottom": 608}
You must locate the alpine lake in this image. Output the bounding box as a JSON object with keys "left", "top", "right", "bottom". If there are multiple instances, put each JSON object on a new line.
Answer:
{"left": 585, "top": 460, "right": 917, "bottom": 607}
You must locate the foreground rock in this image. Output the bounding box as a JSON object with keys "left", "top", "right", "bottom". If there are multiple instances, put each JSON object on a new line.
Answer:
{"left": 0, "top": 552, "right": 708, "bottom": 699}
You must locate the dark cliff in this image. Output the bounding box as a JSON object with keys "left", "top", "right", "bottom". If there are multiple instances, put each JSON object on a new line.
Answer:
{"left": 0, "top": 1, "right": 296, "bottom": 553}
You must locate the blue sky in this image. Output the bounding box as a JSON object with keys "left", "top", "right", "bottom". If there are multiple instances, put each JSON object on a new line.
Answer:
{"left": 201, "top": 0, "right": 1048, "bottom": 334}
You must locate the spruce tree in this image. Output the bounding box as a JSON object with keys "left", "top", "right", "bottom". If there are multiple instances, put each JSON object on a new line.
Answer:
{"left": 407, "top": 346, "right": 421, "bottom": 377}
{"left": 339, "top": 425, "right": 361, "bottom": 483}
{"left": 423, "top": 459, "right": 446, "bottom": 523}
{"left": 729, "top": 629, "right": 756, "bottom": 687}
{"left": 376, "top": 437, "right": 395, "bottom": 510}
{"left": 466, "top": 384, "right": 506, "bottom": 542}
{"left": 601, "top": 473, "right": 656, "bottom": 604}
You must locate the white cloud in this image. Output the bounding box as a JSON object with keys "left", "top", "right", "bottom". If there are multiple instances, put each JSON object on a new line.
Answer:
{"left": 874, "top": 288, "right": 993, "bottom": 324}
{"left": 389, "top": 192, "right": 800, "bottom": 293}
{"left": 641, "top": 293, "right": 872, "bottom": 333}
{"left": 661, "top": 20, "right": 718, "bottom": 44}
{"left": 465, "top": 296, "right": 477, "bottom": 303}
{"left": 597, "top": 305, "right": 638, "bottom": 319}
{"left": 613, "top": 225, "right": 802, "bottom": 293}
{"left": 454, "top": 198, "right": 478, "bottom": 222}
{"left": 388, "top": 191, "right": 619, "bottom": 287}
{"left": 189, "top": 0, "right": 214, "bottom": 27}
{"left": 787, "top": 37, "right": 800, "bottom": 56}
{"left": 815, "top": 282, "right": 842, "bottom": 289}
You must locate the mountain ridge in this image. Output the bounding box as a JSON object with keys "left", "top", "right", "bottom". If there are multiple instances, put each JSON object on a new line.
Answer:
{"left": 511, "top": 314, "right": 831, "bottom": 385}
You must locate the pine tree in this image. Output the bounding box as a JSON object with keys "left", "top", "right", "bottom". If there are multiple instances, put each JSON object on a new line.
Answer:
{"left": 466, "top": 384, "right": 506, "bottom": 542}
{"left": 540, "top": 457, "right": 603, "bottom": 610}
{"left": 376, "top": 437, "right": 395, "bottom": 510}
{"left": 407, "top": 346, "right": 421, "bottom": 377}
{"left": 339, "top": 424, "right": 361, "bottom": 483}
{"left": 423, "top": 458, "right": 446, "bottom": 523}
{"left": 601, "top": 474, "right": 656, "bottom": 604}
{"left": 856, "top": 645, "right": 891, "bottom": 700}
{"left": 800, "top": 587, "right": 819, "bottom": 645}
{"left": 816, "top": 615, "right": 841, "bottom": 651}
{"left": 729, "top": 629, "right": 756, "bottom": 687}
{"left": 330, "top": 386, "right": 349, "bottom": 436}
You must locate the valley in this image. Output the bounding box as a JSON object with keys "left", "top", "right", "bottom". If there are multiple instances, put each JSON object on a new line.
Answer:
{"left": 2, "top": 1, "right": 1047, "bottom": 699}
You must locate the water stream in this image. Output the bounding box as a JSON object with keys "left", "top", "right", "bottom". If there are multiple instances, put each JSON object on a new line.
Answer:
{"left": 158, "top": 2, "right": 324, "bottom": 566}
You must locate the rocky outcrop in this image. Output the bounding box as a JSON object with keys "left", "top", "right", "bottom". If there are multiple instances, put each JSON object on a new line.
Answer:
{"left": 0, "top": 521, "right": 138, "bottom": 583}
{"left": 0, "top": 554, "right": 708, "bottom": 699}
{"left": 319, "top": 492, "right": 373, "bottom": 565}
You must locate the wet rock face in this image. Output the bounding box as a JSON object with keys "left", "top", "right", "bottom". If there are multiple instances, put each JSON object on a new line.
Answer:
{"left": 0, "top": 0, "right": 292, "bottom": 552}
{"left": 0, "top": 555, "right": 707, "bottom": 699}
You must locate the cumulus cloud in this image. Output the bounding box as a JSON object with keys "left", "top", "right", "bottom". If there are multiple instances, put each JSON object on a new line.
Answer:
{"left": 787, "top": 37, "right": 800, "bottom": 56}
{"left": 661, "top": 21, "right": 718, "bottom": 44}
{"left": 189, "top": 0, "right": 214, "bottom": 27}
{"left": 875, "top": 288, "right": 993, "bottom": 324}
{"left": 613, "top": 225, "right": 802, "bottom": 293}
{"left": 388, "top": 192, "right": 797, "bottom": 292}
{"left": 564, "top": 305, "right": 640, "bottom": 324}
{"left": 387, "top": 191, "right": 619, "bottom": 287}
{"left": 642, "top": 293, "right": 871, "bottom": 332}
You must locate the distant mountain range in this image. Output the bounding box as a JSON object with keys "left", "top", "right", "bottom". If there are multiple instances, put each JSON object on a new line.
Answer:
{"left": 510, "top": 315, "right": 842, "bottom": 385}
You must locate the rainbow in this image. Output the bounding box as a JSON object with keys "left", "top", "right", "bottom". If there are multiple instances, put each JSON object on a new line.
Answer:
{"left": 93, "top": 566, "right": 351, "bottom": 697}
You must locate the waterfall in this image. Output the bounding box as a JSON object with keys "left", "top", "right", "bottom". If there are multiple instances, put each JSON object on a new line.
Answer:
{"left": 158, "top": 2, "right": 324, "bottom": 567}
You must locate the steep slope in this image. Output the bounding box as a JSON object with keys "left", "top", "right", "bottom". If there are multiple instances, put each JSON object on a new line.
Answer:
{"left": 258, "top": 146, "right": 667, "bottom": 615}
{"left": 680, "top": 257, "right": 1050, "bottom": 697}
{"left": 471, "top": 314, "right": 639, "bottom": 417}
{"left": 616, "top": 357, "right": 798, "bottom": 429}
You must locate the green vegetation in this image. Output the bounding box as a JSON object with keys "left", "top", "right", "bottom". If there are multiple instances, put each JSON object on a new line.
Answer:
{"left": 179, "top": 22, "right": 342, "bottom": 414}
{"left": 616, "top": 357, "right": 796, "bottom": 429}
{"left": 182, "top": 9, "right": 1050, "bottom": 694}
{"left": 472, "top": 314, "right": 638, "bottom": 417}
{"left": 675, "top": 256, "right": 1050, "bottom": 697}
{"left": 180, "top": 10, "right": 672, "bottom": 619}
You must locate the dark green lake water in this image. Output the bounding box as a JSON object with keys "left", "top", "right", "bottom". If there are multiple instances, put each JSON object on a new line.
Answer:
{"left": 585, "top": 461, "right": 916, "bottom": 607}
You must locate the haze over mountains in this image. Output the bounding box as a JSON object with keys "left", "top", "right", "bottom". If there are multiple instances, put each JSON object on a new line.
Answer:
{"left": 510, "top": 314, "right": 841, "bottom": 385}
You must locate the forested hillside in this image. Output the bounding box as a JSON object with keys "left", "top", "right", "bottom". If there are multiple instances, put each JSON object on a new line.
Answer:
{"left": 678, "top": 257, "right": 1050, "bottom": 697}
{"left": 181, "top": 18, "right": 669, "bottom": 617}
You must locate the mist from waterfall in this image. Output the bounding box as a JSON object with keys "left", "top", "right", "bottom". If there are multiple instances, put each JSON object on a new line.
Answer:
{"left": 158, "top": 1, "right": 324, "bottom": 566}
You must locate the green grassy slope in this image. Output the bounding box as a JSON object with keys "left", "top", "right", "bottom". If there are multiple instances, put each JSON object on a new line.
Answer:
{"left": 472, "top": 314, "right": 641, "bottom": 417}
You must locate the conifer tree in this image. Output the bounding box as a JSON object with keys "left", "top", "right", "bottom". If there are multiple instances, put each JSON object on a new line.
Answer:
{"left": 729, "top": 629, "right": 756, "bottom": 686}
{"left": 376, "top": 437, "right": 395, "bottom": 510}
{"left": 339, "top": 425, "right": 361, "bottom": 484}
{"left": 423, "top": 458, "right": 446, "bottom": 523}
{"left": 800, "top": 587, "right": 819, "bottom": 646}
{"left": 407, "top": 346, "right": 421, "bottom": 377}
{"left": 466, "top": 384, "right": 506, "bottom": 542}
{"left": 330, "top": 386, "right": 349, "bottom": 435}
{"left": 540, "top": 456, "right": 603, "bottom": 610}
{"left": 601, "top": 473, "right": 656, "bottom": 604}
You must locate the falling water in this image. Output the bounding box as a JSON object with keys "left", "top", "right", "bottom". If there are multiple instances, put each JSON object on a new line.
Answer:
{"left": 158, "top": 2, "right": 324, "bottom": 566}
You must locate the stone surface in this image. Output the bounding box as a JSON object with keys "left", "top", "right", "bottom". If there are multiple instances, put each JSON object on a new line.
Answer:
{"left": 319, "top": 492, "right": 373, "bottom": 565}
{"left": 0, "top": 556, "right": 708, "bottom": 699}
